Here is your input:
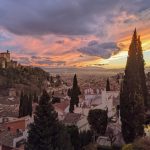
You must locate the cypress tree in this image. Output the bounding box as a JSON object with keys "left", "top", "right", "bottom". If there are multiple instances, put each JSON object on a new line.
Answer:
{"left": 19, "top": 92, "right": 33, "bottom": 117}
{"left": 120, "top": 29, "right": 145, "bottom": 143}
{"left": 19, "top": 91, "right": 24, "bottom": 117}
{"left": 106, "top": 78, "right": 110, "bottom": 91}
{"left": 26, "top": 90, "right": 73, "bottom": 150}
{"left": 33, "top": 92, "right": 38, "bottom": 103}
{"left": 68, "top": 74, "right": 81, "bottom": 113}
{"left": 28, "top": 93, "right": 33, "bottom": 117}
{"left": 137, "top": 36, "right": 148, "bottom": 107}
{"left": 23, "top": 94, "right": 29, "bottom": 116}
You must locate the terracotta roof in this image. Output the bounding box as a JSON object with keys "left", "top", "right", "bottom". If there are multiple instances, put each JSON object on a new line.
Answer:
{"left": 53, "top": 100, "right": 69, "bottom": 112}
{"left": 63, "top": 113, "right": 81, "bottom": 125}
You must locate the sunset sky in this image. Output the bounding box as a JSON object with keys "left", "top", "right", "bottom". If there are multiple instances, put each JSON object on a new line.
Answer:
{"left": 0, "top": 0, "right": 150, "bottom": 69}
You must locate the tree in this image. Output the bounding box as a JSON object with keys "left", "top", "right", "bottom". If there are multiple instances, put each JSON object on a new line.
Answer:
{"left": 26, "top": 90, "right": 73, "bottom": 150}
{"left": 106, "top": 78, "right": 110, "bottom": 91}
{"left": 19, "top": 91, "right": 24, "bottom": 117}
{"left": 88, "top": 109, "right": 108, "bottom": 136}
{"left": 137, "top": 36, "right": 148, "bottom": 107}
{"left": 33, "top": 92, "right": 38, "bottom": 103}
{"left": 66, "top": 125, "right": 80, "bottom": 150}
{"left": 28, "top": 93, "right": 33, "bottom": 117}
{"left": 120, "top": 29, "right": 145, "bottom": 143}
{"left": 19, "top": 92, "right": 33, "bottom": 117}
{"left": 68, "top": 74, "right": 81, "bottom": 113}
{"left": 79, "top": 130, "right": 93, "bottom": 148}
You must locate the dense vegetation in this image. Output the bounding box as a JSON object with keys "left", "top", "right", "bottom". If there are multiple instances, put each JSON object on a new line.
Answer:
{"left": 0, "top": 66, "right": 49, "bottom": 94}
{"left": 88, "top": 109, "right": 108, "bottom": 136}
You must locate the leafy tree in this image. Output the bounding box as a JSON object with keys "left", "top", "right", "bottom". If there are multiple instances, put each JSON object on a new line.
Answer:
{"left": 88, "top": 109, "right": 108, "bottom": 135}
{"left": 106, "top": 78, "right": 110, "bottom": 91}
{"left": 120, "top": 29, "right": 145, "bottom": 143}
{"left": 68, "top": 74, "right": 81, "bottom": 113}
{"left": 26, "top": 90, "right": 73, "bottom": 150}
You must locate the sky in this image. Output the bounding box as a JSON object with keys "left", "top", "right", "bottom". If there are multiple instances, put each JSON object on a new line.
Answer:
{"left": 0, "top": 0, "right": 150, "bottom": 69}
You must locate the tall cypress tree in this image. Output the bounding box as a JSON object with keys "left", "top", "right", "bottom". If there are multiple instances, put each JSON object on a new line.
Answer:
{"left": 23, "top": 94, "right": 29, "bottom": 116}
{"left": 68, "top": 74, "right": 81, "bottom": 113}
{"left": 120, "top": 29, "right": 145, "bottom": 143}
{"left": 137, "top": 36, "right": 148, "bottom": 107}
{"left": 28, "top": 93, "right": 33, "bottom": 117}
{"left": 26, "top": 90, "right": 73, "bottom": 150}
{"left": 19, "top": 91, "right": 24, "bottom": 118}
{"left": 106, "top": 78, "right": 110, "bottom": 91}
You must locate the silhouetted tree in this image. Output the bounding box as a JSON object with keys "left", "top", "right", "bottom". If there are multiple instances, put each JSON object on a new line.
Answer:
{"left": 137, "top": 36, "right": 148, "bottom": 107}
{"left": 88, "top": 109, "right": 108, "bottom": 136}
{"left": 106, "top": 78, "right": 110, "bottom": 91}
{"left": 26, "top": 90, "right": 73, "bottom": 150}
{"left": 66, "top": 125, "right": 80, "bottom": 150}
{"left": 19, "top": 92, "right": 32, "bottom": 117}
{"left": 33, "top": 92, "right": 38, "bottom": 103}
{"left": 68, "top": 74, "right": 81, "bottom": 113}
{"left": 28, "top": 93, "right": 33, "bottom": 117}
{"left": 19, "top": 91, "right": 24, "bottom": 117}
{"left": 120, "top": 29, "right": 145, "bottom": 143}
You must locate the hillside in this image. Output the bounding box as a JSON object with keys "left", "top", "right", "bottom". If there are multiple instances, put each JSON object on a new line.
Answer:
{"left": 0, "top": 66, "right": 49, "bottom": 97}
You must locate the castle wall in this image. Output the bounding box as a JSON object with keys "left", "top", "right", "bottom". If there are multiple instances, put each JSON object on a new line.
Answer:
{"left": 0, "top": 51, "right": 17, "bottom": 69}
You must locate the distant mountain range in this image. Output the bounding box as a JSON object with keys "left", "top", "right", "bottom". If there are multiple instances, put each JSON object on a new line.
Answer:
{"left": 44, "top": 66, "right": 150, "bottom": 75}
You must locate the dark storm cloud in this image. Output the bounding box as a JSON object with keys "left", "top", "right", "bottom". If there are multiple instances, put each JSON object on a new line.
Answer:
{"left": 0, "top": 0, "right": 120, "bottom": 36}
{"left": 78, "top": 41, "right": 120, "bottom": 59}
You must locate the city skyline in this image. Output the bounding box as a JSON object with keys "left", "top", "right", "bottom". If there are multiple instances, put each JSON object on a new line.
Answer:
{"left": 0, "top": 0, "right": 150, "bottom": 69}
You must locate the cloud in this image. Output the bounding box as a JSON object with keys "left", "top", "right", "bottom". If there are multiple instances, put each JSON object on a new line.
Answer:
{"left": 14, "top": 55, "right": 66, "bottom": 67}
{"left": 78, "top": 41, "right": 120, "bottom": 59}
{"left": 0, "top": 0, "right": 120, "bottom": 36}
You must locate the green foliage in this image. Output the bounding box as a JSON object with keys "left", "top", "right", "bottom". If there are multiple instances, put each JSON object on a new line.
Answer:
{"left": 68, "top": 74, "right": 81, "bottom": 113}
{"left": 122, "top": 137, "right": 150, "bottom": 150}
{"left": 26, "top": 90, "right": 73, "bottom": 150}
{"left": 0, "top": 67, "right": 49, "bottom": 91}
{"left": 120, "top": 29, "right": 145, "bottom": 143}
{"left": 88, "top": 109, "right": 108, "bottom": 135}
{"left": 122, "top": 144, "right": 133, "bottom": 150}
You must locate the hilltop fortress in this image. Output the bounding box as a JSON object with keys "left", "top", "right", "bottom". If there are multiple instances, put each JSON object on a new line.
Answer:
{"left": 0, "top": 50, "right": 18, "bottom": 68}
